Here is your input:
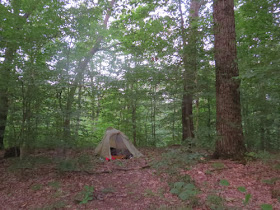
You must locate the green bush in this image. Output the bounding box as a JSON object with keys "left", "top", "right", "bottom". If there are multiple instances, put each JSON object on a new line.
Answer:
{"left": 245, "top": 151, "right": 273, "bottom": 161}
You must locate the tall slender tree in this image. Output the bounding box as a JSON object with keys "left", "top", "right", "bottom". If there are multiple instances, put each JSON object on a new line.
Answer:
{"left": 0, "top": 1, "right": 29, "bottom": 149}
{"left": 62, "top": 1, "right": 115, "bottom": 144}
{"left": 180, "top": 0, "right": 204, "bottom": 141}
{"left": 0, "top": 47, "right": 16, "bottom": 149}
{"left": 0, "top": 0, "right": 64, "bottom": 149}
{"left": 213, "top": 0, "right": 246, "bottom": 159}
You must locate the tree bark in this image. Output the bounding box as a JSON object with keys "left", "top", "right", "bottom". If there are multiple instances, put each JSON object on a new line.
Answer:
{"left": 207, "top": 96, "right": 212, "bottom": 141}
{"left": 180, "top": 0, "right": 203, "bottom": 141}
{"left": 150, "top": 85, "right": 157, "bottom": 145}
{"left": 0, "top": 7, "right": 19, "bottom": 149}
{"left": 213, "top": 0, "right": 246, "bottom": 159}
{"left": 132, "top": 101, "right": 137, "bottom": 145}
{"left": 0, "top": 47, "right": 17, "bottom": 149}
{"left": 0, "top": 83, "right": 9, "bottom": 149}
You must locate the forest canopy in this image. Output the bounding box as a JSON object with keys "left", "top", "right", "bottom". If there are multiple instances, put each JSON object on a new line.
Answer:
{"left": 0, "top": 0, "right": 279, "bottom": 153}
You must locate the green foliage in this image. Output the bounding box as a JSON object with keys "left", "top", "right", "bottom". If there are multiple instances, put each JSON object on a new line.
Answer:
{"left": 152, "top": 148, "right": 206, "bottom": 173}
{"left": 219, "top": 179, "right": 230, "bottom": 187}
{"left": 260, "top": 203, "right": 273, "bottom": 210}
{"left": 236, "top": 186, "right": 251, "bottom": 206}
{"left": 76, "top": 154, "right": 94, "bottom": 171}
{"left": 262, "top": 177, "right": 279, "bottom": 185}
{"left": 245, "top": 152, "right": 259, "bottom": 161}
{"left": 144, "top": 189, "right": 157, "bottom": 197}
{"left": 236, "top": 0, "right": 280, "bottom": 151}
{"left": 256, "top": 151, "right": 274, "bottom": 160}
{"left": 170, "top": 182, "right": 199, "bottom": 201}
{"left": 0, "top": 0, "right": 279, "bottom": 157}
{"left": 0, "top": 0, "right": 279, "bottom": 208}
{"left": 237, "top": 186, "right": 247, "bottom": 193}
{"left": 245, "top": 151, "right": 273, "bottom": 161}
{"left": 152, "top": 148, "right": 210, "bottom": 195}
{"left": 206, "top": 194, "right": 224, "bottom": 210}
{"left": 211, "top": 162, "right": 225, "bottom": 169}
{"left": 8, "top": 159, "right": 33, "bottom": 171}
{"left": 74, "top": 185, "right": 95, "bottom": 204}
{"left": 152, "top": 148, "right": 206, "bottom": 185}
{"left": 57, "top": 159, "right": 77, "bottom": 172}
{"left": 244, "top": 193, "right": 251, "bottom": 205}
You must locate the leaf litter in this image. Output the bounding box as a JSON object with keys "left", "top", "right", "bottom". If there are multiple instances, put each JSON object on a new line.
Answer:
{"left": 0, "top": 148, "right": 279, "bottom": 209}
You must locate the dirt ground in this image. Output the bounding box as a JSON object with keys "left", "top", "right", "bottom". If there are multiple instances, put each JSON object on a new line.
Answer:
{"left": 0, "top": 148, "right": 279, "bottom": 210}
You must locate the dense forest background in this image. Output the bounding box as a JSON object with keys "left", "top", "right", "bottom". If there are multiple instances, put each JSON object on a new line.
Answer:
{"left": 0, "top": 0, "right": 279, "bottom": 153}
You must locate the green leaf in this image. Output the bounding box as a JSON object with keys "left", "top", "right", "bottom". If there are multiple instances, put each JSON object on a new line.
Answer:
{"left": 262, "top": 178, "right": 279, "bottom": 185}
{"left": 173, "top": 182, "right": 185, "bottom": 189}
{"left": 260, "top": 204, "right": 273, "bottom": 210}
{"left": 244, "top": 193, "right": 251, "bottom": 205}
{"left": 170, "top": 188, "right": 180, "bottom": 195}
{"left": 237, "top": 186, "right": 246, "bottom": 193}
{"left": 76, "top": 185, "right": 95, "bottom": 204}
{"left": 84, "top": 186, "right": 94, "bottom": 192}
{"left": 184, "top": 183, "right": 196, "bottom": 191}
{"left": 178, "top": 191, "right": 190, "bottom": 201}
{"left": 219, "top": 179, "right": 230, "bottom": 186}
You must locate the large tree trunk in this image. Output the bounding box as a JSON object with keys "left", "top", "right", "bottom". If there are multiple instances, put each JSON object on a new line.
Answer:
{"left": 180, "top": 0, "right": 203, "bottom": 141}
{"left": 213, "top": 0, "right": 246, "bottom": 159}
{"left": 0, "top": 86, "right": 9, "bottom": 149}
{"left": 182, "top": 94, "right": 194, "bottom": 140}
{"left": 0, "top": 47, "right": 16, "bottom": 149}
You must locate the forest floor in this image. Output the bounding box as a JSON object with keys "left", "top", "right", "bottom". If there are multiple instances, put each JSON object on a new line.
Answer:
{"left": 0, "top": 147, "right": 279, "bottom": 210}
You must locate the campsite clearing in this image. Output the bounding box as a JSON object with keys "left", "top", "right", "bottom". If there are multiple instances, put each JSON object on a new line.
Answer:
{"left": 0, "top": 148, "right": 279, "bottom": 209}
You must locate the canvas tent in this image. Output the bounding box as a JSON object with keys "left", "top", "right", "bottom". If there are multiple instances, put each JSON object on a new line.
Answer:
{"left": 95, "top": 128, "right": 143, "bottom": 159}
